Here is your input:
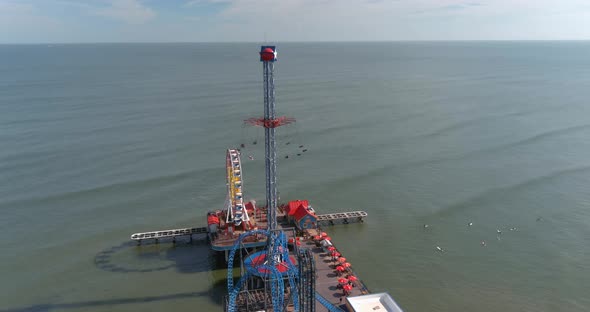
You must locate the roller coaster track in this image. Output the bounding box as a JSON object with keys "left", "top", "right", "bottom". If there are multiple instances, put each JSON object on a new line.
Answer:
{"left": 315, "top": 292, "right": 343, "bottom": 312}
{"left": 298, "top": 249, "right": 316, "bottom": 312}
{"left": 226, "top": 230, "right": 300, "bottom": 312}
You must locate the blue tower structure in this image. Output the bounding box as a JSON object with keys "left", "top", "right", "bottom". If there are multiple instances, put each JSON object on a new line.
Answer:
{"left": 260, "top": 46, "right": 280, "bottom": 236}
{"left": 228, "top": 46, "right": 302, "bottom": 312}
{"left": 245, "top": 46, "right": 295, "bottom": 263}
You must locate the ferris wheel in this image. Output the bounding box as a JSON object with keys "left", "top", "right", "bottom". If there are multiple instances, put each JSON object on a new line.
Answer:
{"left": 225, "top": 149, "right": 250, "bottom": 228}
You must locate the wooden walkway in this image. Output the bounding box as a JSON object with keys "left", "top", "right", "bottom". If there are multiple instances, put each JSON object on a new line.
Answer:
{"left": 129, "top": 209, "right": 371, "bottom": 311}
{"left": 301, "top": 229, "right": 370, "bottom": 312}
{"left": 130, "top": 226, "right": 208, "bottom": 244}
{"left": 316, "top": 211, "right": 367, "bottom": 225}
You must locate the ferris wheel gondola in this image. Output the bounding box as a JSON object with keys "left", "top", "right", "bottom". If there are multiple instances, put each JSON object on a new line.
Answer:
{"left": 225, "top": 149, "right": 250, "bottom": 229}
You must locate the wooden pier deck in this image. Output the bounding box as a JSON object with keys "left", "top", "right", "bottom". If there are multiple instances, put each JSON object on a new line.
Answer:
{"left": 302, "top": 229, "right": 370, "bottom": 312}
{"left": 129, "top": 209, "right": 371, "bottom": 311}
{"left": 316, "top": 211, "right": 368, "bottom": 226}
{"left": 130, "top": 226, "right": 208, "bottom": 244}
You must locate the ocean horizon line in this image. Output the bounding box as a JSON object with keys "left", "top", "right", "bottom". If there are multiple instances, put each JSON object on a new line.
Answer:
{"left": 2, "top": 39, "right": 590, "bottom": 46}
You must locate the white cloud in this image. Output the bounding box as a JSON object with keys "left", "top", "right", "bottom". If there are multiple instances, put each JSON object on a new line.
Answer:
{"left": 0, "top": 1, "right": 62, "bottom": 42}
{"left": 185, "top": 0, "right": 233, "bottom": 6}
{"left": 0, "top": 1, "right": 35, "bottom": 21}
{"left": 197, "top": 0, "right": 590, "bottom": 41}
{"left": 2, "top": 0, "right": 590, "bottom": 43}
{"left": 0, "top": 1, "right": 59, "bottom": 26}
{"left": 96, "top": 0, "right": 156, "bottom": 24}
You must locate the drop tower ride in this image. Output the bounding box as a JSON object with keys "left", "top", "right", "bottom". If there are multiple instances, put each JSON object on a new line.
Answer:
{"left": 246, "top": 46, "right": 295, "bottom": 261}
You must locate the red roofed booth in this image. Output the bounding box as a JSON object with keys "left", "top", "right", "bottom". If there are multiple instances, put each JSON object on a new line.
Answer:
{"left": 292, "top": 204, "right": 317, "bottom": 230}
{"left": 245, "top": 201, "right": 255, "bottom": 211}
{"left": 286, "top": 200, "right": 309, "bottom": 216}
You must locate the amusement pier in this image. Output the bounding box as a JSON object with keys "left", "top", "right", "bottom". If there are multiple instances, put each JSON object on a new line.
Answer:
{"left": 130, "top": 46, "right": 403, "bottom": 312}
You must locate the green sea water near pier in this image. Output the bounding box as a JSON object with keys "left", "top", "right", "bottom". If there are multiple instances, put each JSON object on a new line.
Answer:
{"left": 1, "top": 42, "right": 589, "bottom": 311}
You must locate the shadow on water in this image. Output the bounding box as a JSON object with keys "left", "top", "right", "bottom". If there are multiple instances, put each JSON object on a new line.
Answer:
{"left": 0, "top": 279, "right": 227, "bottom": 312}
{"left": 93, "top": 236, "right": 224, "bottom": 274}
{"left": 0, "top": 291, "right": 209, "bottom": 312}
{"left": 0, "top": 278, "right": 230, "bottom": 312}
{"left": 1, "top": 240, "right": 231, "bottom": 312}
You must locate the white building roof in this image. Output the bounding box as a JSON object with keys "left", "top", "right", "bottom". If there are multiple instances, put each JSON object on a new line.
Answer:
{"left": 345, "top": 293, "right": 403, "bottom": 312}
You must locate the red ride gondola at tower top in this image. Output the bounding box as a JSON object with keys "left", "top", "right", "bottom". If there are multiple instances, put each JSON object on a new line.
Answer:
{"left": 260, "top": 46, "right": 277, "bottom": 62}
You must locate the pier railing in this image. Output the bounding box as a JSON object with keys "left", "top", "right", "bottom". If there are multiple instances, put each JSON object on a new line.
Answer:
{"left": 130, "top": 226, "right": 208, "bottom": 244}
{"left": 316, "top": 211, "right": 368, "bottom": 225}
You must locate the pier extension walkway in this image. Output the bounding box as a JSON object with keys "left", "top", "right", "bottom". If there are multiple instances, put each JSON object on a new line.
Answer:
{"left": 130, "top": 227, "right": 208, "bottom": 244}
{"left": 316, "top": 211, "right": 368, "bottom": 226}
{"left": 301, "top": 229, "right": 370, "bottom": 312}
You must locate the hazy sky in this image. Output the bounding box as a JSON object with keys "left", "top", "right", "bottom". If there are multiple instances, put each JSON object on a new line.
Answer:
{"left": 1, "top": 0, "right": 589, "bottom": 43}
